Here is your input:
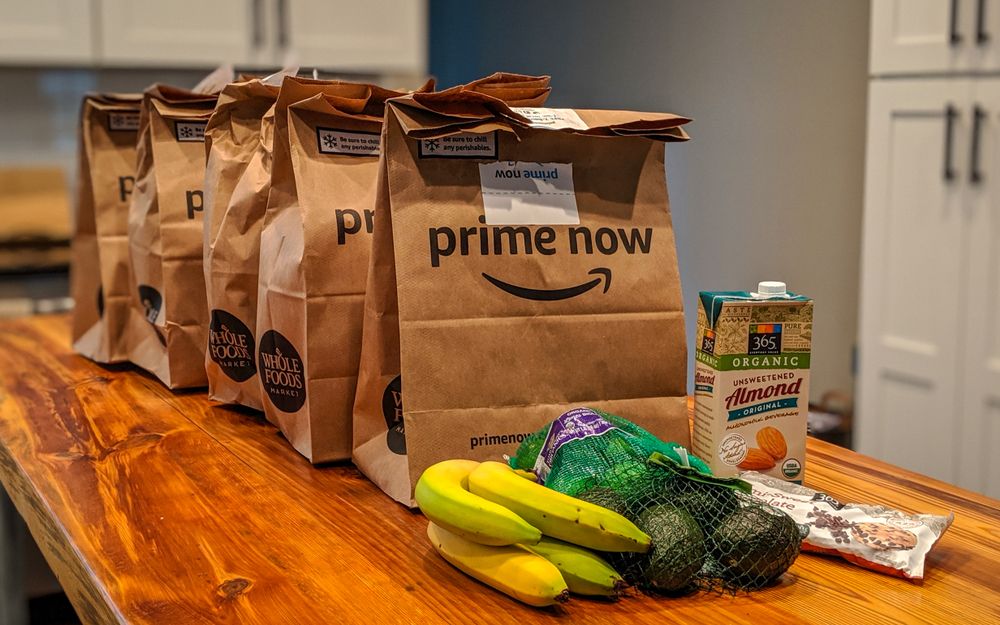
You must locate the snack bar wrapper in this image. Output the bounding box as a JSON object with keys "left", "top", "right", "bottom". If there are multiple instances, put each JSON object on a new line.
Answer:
{"left": 741, "top": 472, "right": 953, "bottom": 580}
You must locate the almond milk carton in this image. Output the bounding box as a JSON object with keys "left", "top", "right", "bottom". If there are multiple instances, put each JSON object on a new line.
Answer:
{"left": 692, "top": 281, "right": 813, "bottom": 482}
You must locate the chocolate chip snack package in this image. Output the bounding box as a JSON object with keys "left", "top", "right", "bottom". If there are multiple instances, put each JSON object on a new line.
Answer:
{"left": 126, "top": 69, "right": 232, "bottom": 389}
{"left": 256, "top": 79, "right": 433, "bottom": 462}
{"left": 202, "top": 69, "right": 295, "bottom": 408}
{"left": 70, "top": 93, "right": 142, "bottom": 363}
{"left": 353, "top": 87, "right": 691, "bottom": 505}
{"left": 741, "top": 472, "right": 954, "bottom": 580}
{"left": 692, "top": 283, "right": 813, "bottom": 482}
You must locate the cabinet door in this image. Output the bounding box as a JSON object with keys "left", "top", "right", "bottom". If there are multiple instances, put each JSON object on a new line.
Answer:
{"left": 970, "top": 1, "right": 1000, "bottom": 73}
{"left": 870, "top": 0, "right": 975, "bottom": 74}
{"left": 279, "top": 0, "right": 427, "bottom": 75}
{"left": 0, "top": 0, "right": 95, "bottom": 64}
{"left": 99, "top": 0, "right": 257, "bottom": 67}
{"left": 961, "top": 79, "right": 1000, "bottom": 498}
{"left": 857, "top": 80, "right": 971, "bottom": 485}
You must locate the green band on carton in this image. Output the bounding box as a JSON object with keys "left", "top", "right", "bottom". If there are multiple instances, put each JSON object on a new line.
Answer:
{"left": 695, "top": 351, "right": 720, "bottom": 368}
{"left": 711, "top": 353, "right": 811, "bottom": 371}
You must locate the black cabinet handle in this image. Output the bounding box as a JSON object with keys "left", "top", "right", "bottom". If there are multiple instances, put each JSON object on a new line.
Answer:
{"left": 945, "top": 104, "right": 959, "bottom": 182}
{"left": 971, "top": 105, "right": 986, "bottom": 184}
{"left": 277, "top": 0, "right": 289, "bottom": 49}
{"left": 951, "top": 0, "right": 964, "bottom": 45}
{"left": 977, "top": 0, "right": 991, "bottom": 44}
{"left": 251, "top": 0, "right": 264, "bottom": 49}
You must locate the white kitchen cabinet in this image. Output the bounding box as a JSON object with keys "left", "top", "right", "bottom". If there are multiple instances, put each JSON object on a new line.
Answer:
{"left": 97, "top": 0, "right": 427, "bottom": 73}
{"left": 857, "top": 79, "right": 970, "bottom": 486}
{"left": 0, "top": 0, "right": 95, "bottom": 65}
{"left": 282, "top": 0, "right": 426, "bottom": 74}
{"left": 0, "top": 0, "right": 426, "bottom": 74}
{"left": 871, "top": 0, "right": 1000, "bottom": 75}
{"left": 99, "top": 0, "right": 259, "bottom": 67}
{"left": 959, "top": 79, "right": 1000, "bottom": 497}
{"left": 858, "top": 78, "right": 1000, "bottom": 498}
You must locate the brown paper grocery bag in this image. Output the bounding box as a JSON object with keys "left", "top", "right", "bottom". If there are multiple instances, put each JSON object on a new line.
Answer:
{"left": 353, "top": 90, "right": 691, "bottom": 505}
{"left": 203, "top": 70, "right": 295, "bottom": 408}
{"left": 256, "top": 74, "right": 543, "bottom": 463}
{"left": 204, "top": 76, "right": 422, "bottom": 411}
{"left": 126, "top": 74, "right": 231, "bottom": 389}
{"left": 70, "top": 93, "right": 142, "bottom": 363}
{"left": 462, "top": 72, "right": 551, "bottom": 106}
{"left": 255, "top": 78, "right": 436, "bottom": 461}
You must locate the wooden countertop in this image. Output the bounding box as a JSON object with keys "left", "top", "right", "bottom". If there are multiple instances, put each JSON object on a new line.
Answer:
{"left": 0, "top": 314, "right": 997, "bottom": 625}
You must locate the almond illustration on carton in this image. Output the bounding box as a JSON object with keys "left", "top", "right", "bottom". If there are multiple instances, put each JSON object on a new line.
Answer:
{"left": 738, "top": 448, "right": 776, "bottom": 471}
{"left": 757, "top": 426, "right": 787, "bottom": 461}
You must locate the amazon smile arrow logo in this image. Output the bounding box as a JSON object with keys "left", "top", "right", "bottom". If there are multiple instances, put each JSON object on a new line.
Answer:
{"left": 481, "top": 268, "right": 612, "bottom": 301}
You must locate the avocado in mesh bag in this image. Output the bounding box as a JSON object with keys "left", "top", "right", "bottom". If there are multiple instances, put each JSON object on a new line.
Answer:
{"left": 633, "top": 505, "right": 706, "bottom": 593}
{"left": 511, "top": 408, "right": 806, "bottom": 593}
{"left": 576, "top": 486, "right": 631, "bottom": 518}
{"left": 670, "top": 480, "right": 741, "bottom": 532}
{"left": 709, "top": 503, "right": 805, "bottom": 589}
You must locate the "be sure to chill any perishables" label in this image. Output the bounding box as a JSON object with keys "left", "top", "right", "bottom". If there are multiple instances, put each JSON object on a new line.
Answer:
{"left": 692, "top": 289, "right": 813, "bottom": 483}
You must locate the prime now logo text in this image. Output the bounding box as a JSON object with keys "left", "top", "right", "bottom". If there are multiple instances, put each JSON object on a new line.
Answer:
{"left": 428, "top": 221, "right": 653, "bottom": 268}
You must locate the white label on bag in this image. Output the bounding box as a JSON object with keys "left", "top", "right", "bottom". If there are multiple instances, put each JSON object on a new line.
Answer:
{"left": 511, "top": 107, "right": 589, "bottom": 131}
{"left": 108, "top": 112, "right": 140, "bottom": 131}
{"left": 479, "top": 161, "right": 579, "bottom": 225}
{"left": 317, "top": 128, "right": 381, "bottom": 156}
{"left": 418, "top": 132, "right": 497, "bottom": 159}
{"left": 175, "top": 121, "right": 207, "bottom": 142}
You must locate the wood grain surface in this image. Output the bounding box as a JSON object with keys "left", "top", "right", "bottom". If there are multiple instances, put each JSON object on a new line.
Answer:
{"left": 0, "top": 314, "right": 997, "bottom": 625}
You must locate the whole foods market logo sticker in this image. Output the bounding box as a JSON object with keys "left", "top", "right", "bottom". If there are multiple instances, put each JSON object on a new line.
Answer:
{"left": 381, "top": 375, "right": 405, "bottom": 454}
{"left": 258, "top": 330, "right": 305, "bottom": 412}
{"left": 418, "top": 132, "right": 498, "bottom": 159}
{"left": 317, "top": 127, "right": 380, "bottom": 156}
{"left": 209, "top": 310, "right": 256, "bottom": 382}
{"left": 174, "top": 120, "right": 207, "bottom": 142}
{"left": 137, "top": 285, "right": 162, "bottom": 325}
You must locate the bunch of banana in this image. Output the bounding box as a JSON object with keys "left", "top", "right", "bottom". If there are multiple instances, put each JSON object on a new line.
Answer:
{"left": 427, "top": 523, "right": 570, "bottom": 607}
{"left": 526, "top": 537, "right": 627, "bottom": 598}
{"left": 468, "top": 461, "right": 651, "bottom": 553}
{"left": 416, "top": 459, "right": 646, "bottom": 606}
{"left": 415, "top": 459, "right": 541, "bottom": 546}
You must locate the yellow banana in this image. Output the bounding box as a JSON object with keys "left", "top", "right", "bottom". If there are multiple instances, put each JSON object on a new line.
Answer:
{"left": 415, "top": 459, "right": 542, "bottom": 546}
{"left": 526, "top": 536, "right": 627, "bottom": 598}
{"left": 468, "top": 461, "right": 651, "bottom": 553}
{"left": 512, "top": 468, "right": 538, "bottom": 482}
{"left": 427, "top": 522, "right": 569, "bottom": 607}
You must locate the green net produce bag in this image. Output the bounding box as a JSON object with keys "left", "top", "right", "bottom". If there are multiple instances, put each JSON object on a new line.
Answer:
{"left": 510, "top": 407, "right": 807, "bottom": 593}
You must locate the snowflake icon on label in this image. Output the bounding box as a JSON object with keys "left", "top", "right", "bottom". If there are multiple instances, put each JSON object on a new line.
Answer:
{"left": 175, "top": 121, "right": 206, "bottom": 142}
{"left": 423, "top": 138, "right": 440, "bottom": 152}
{"left": 322, "top": 134, "right": 337, "bottom": 149}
